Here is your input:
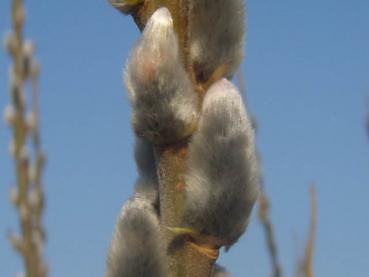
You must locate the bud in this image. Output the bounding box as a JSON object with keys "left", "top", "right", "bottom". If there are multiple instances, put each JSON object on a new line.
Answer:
{"left": 106, "top": 195, "right": 165, "bottom": 277}
{"left": 126, "top": 7, "right": 177, "bottom": 87}
{"left": 10, "top": 67, "right": 21, "bottom": 90}
{"left": 184, "top": 79, "right": 260, "bottom": 247}
{"left": 32, "top": 231, "right": 44, "bottom": 253}
{"left": 9, "top": 233, "right": 24, "bottom": 253}
{"left": 23, "top": 41, "right": 35, "bottom": 78}
{"left": 125, "top": 8, "right": 198, "bottom": 144}
{"left": 9, "top": 186, "right": 20, "bottom": 206}
{"left": 190, "top": 0, "right": 245, "bottom": 82}
{"left": 3, "top": 32, "right": 16, "bottom": 54}
{"left": 9, "top": 67, "right": 25, "bottom": 104}
{"left": 28, "top": 189, "right": 39, "bottom": 208}
{"left": 4, "top": 105, "right": 16, "bottom": 125}
{"left": 26, "top": 111, "right": 37, "bottom": 131}
{"left": 28, "top": 164, "right": 37, "bottom": 183}
{"left": 23, "top": 40, "right": 35, "bottom": 58}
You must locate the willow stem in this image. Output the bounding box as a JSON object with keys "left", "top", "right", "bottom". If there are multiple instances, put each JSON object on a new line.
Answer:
{"left": 124, "top": 0, "right": 216, "bottom": 276}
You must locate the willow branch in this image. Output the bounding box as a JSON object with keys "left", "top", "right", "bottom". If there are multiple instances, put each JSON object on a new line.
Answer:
{"left": 258, "top": 189, "right": 283, "bottom": 277}
{"left": 366, "top": 113, "right": 369, "bottom": 139}
{"left": 5, "top": 1, "right": 48, "bottom": 276}
{"left": 157, "top": 142, "right": 215, "bottom": 277}
{"left": 295, "top": 185, "right": 317, "bottom": 277}
{"left": 302, "top": 186, "right": 317, "bottom": 277}
{"left": 113, "top": 0, "right": 215, "bottom": 276}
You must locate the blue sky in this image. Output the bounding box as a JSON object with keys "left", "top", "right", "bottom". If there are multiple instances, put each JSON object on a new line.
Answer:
{"left": 1, "top": 1, "right": 369, "bottom": 276}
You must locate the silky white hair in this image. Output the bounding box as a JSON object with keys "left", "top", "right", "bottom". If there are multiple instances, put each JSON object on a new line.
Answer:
{"left": 184, "top": 78, "right": 260, "bottom": 247}
{"left": 106, "top": 194, "right": 165, "bottom": 277}
{"left": 106, "top": 126, "right": 161, "bottom": 277}
{"left": 133, "top": 138, "right": 158, "bottom": 204}
{"left": 190, "top": 0, "right": 245, "bottom": 82}
{"left": 125, "top": 7, "right": 198, "bottom": 145}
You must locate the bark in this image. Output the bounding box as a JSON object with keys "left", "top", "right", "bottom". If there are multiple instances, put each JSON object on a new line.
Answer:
{"left": 157, "top": 142, "right": 214, "bottom": 277}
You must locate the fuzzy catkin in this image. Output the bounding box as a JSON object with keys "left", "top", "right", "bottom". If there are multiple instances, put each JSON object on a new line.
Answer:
{"left": 125, "top": 7, "right": 198, "bottom": 145}
{"left": 106, "top": 195, "right": 164, "bottom": 277}
{"left": 184, "top": 78, "right": 260, "bottom": 247}
{"left": 190, "top": 0, "right": 245, "bottom": 82}
{"left": 106, "top": 131, "right": 161, "bottom": 277}
{"left": 106, "top": 140, "right": 161, "bottom": 277}
{"left": 133, "top": 138, "right": 158, "bottom": 204}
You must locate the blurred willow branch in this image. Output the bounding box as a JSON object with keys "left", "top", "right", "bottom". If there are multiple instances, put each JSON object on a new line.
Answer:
{"left": 4, "top": 0, "right": 47, "bottom": 276}
{"left": 258, "top": 188, "right": 283, "bottom": 277}
{"left": 259, "top": 185, "right": 317, "bottom": 277}
{"left": 297, "top": 185, "right": 317, "bottom": 277}
{"left": 365, "top": 113, "right": 369, "bottom": 136}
